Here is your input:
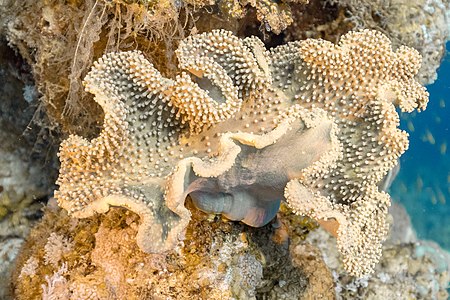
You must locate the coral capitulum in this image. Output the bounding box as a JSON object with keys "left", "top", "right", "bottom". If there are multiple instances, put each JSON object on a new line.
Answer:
{"left": 55, "top": 29, "right": 428, "bottom": 277}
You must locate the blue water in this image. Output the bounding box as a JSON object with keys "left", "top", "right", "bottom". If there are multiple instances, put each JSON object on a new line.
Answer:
{"left": 390, "top": 43, "right": 450, "bottom": 250}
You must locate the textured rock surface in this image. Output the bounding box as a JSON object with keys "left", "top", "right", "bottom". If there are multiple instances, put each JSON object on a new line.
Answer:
{"left": 11, "top": 200, "right": 449, "bottom": 299}
{"left": 307, "top": 203, "right": 450, "bottom": 300}
{"left": 0, "top": 41, "right": 56, "bottom": 300}
{"left": 186, "top": 0, "right": 310, "bottom": 34}
{"left": 0, "top": 42, "right": 53, "bottom": 216}
{"left": 11, "top": 200, "right": 332, "bottom": 299}
{"left": 0, "top": 238, "right": 23, "bottom": 299}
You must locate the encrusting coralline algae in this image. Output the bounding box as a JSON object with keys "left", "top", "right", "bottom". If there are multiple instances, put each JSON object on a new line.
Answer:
{"left": 54, "top": 29, "right": 428, "bottom": 277}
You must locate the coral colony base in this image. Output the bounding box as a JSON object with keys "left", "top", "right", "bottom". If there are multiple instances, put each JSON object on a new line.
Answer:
{"left": 54, "top": 29, "right": 428, "bottom": 277}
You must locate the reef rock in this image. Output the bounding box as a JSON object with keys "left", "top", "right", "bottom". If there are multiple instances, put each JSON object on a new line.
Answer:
{"left": 12, "top": 201, "right": 333, "bottom": 299}
{"left": 0, "top": 40, "right": 57, "bottom": 300}
{"left": 12, "top": 200, "right": 449, "bottom": 299}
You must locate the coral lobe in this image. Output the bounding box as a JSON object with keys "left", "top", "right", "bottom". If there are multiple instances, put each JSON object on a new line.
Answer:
{"left": 55, "top": 29, "right": 428, "bottom": 277}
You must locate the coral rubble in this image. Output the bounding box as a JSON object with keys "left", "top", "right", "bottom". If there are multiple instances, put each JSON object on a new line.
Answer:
{"left": 55, "top": 29, "right": 427, "bottom": 277}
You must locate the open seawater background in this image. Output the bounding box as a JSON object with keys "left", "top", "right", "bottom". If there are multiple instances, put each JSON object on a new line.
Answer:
{"left": 390, "top": 42, "right": 450, "bottom": 251}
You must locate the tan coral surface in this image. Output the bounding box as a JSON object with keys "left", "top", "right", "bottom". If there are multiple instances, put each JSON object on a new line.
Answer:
{"left": 55, "top": 29, "right": 428, "bottom": 277}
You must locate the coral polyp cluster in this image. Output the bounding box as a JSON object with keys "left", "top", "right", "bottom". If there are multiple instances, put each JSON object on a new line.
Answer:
{"left": 55, "top": 29, "right": 428, "bottom": 277}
